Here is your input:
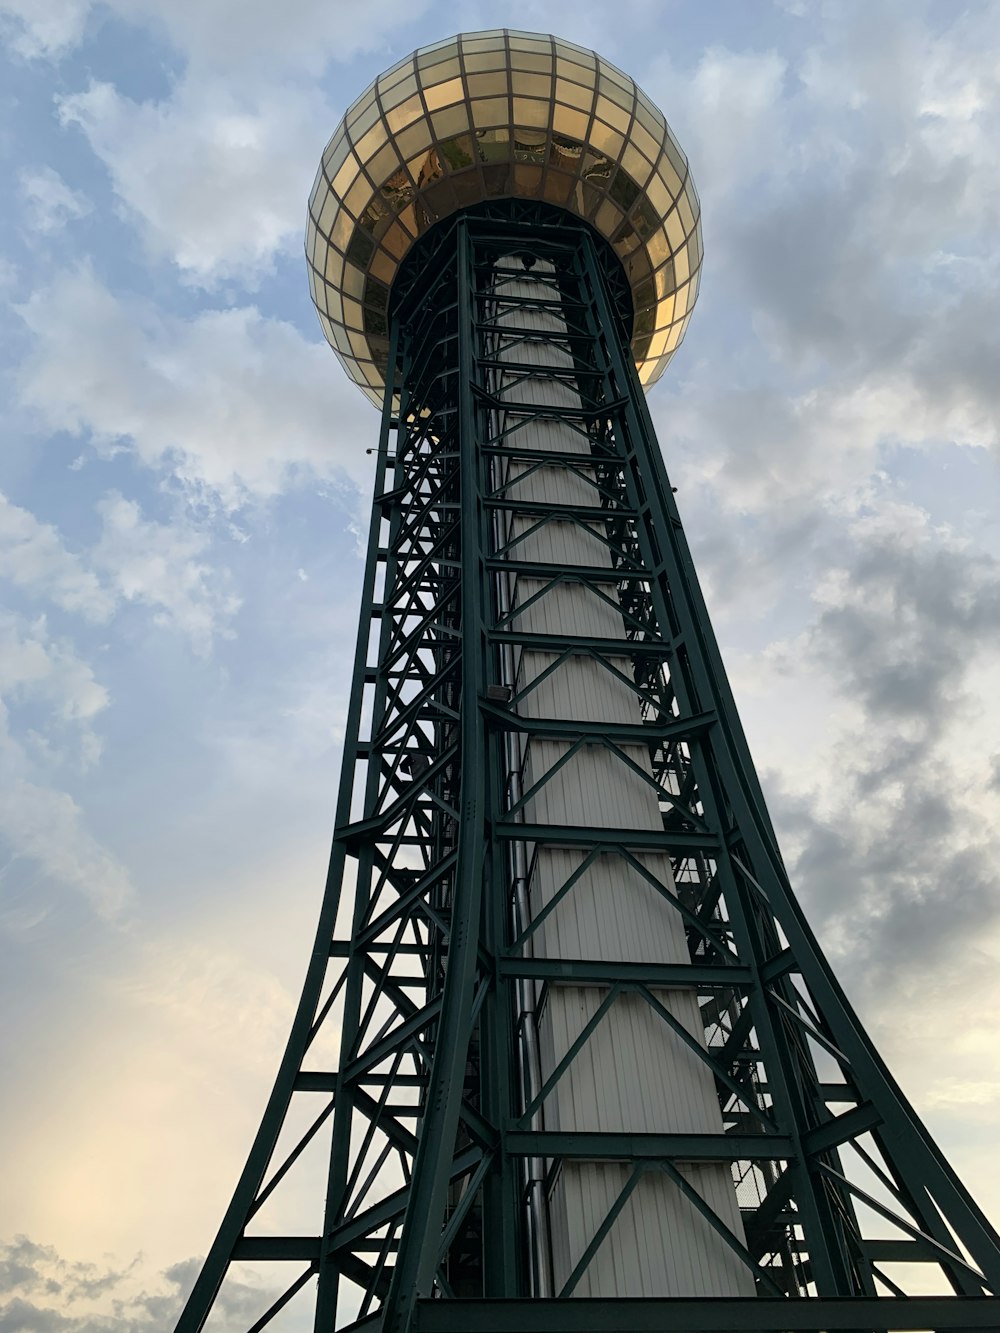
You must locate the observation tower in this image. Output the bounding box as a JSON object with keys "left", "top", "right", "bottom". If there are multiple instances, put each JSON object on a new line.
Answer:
{"left": 176, "top": 30, "right": 1000, "bottom": 1333}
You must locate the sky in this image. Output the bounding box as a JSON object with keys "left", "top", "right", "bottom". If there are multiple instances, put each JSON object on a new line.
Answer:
{"left": 1, "top": 0, "right": 1000, "bottom": 1328}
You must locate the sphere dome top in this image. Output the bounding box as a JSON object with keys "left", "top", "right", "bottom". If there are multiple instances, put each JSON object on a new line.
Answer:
{"left": 306, "top": 30, "right": 703, "bottom": 407}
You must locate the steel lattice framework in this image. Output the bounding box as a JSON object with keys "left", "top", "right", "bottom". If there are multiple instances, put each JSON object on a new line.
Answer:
{"left": 175, "top": 206, "right": 1000, "bottom": 1333}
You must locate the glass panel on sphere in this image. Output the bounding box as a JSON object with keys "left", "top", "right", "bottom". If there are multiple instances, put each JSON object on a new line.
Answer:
{"left": 463, "top": 35, "right": 505, "bottom": 51}
{"left": 512, "top": 163, "right": 543, "bottom": 195}
{"left": 511, "top": 71, "right": 551, "bottom": 99}
{"left": 348, "top": 98, "right": 381, "bottom": 139}
{"left": 663, "top": 130, "right": 686, "bottom": 179}
{"left": 664, "top": 206, "right": 685, "bottom": 251}
{"left": 379, "top": 222, "right": 409, "bottom": 261}
{"left": 655, "top": 292, "right": 676, "bottom": 325}
{"left": 331, "top": 152, "right": 361, "bottom": 201}
{"left": 366, "top": 143, "right": 401, "bottom": 185}
{"left": 463, "top": 50, "right": 507, "bottom": 72}
{"left": 348, "top": 331, "right": 368, "bottom": 358}
{"left": 673, "top": 246, "right": 690, "bottom": 284}
{"left": 344, "top": 174, "right": 372, "bottom": 219}
{"left": 511, "top": 98, "right": 550, "bottom": 129}
{"left": 344, "top": 289, "right": 364, "bottom": 324}
{"left": 439, "top": 133, "right": 475, "bottom": 170}
{"left": 431, "top": 104, "right": 471, "bottom": 138}
{"left": 324, "top": 132, "right": 351, "bottom": 177}
{"left": 621, "top": 144, "right": 652, "bottom": 186}
{"left": 378, "top": 55, "right": 412, "bottom": 84}
{"left": 417, "top": 44, "right": 459, "bottom": 69}
{"left": 450, "top": 172, "right": 485, "bottom": 207}
{"left": 317, "top": 191, "right": 338, "bottom": 237}
{"left": 395, "top": 121, "right": 433, "bottom": 159}
{"left": 655, "top": 157, "right": 683, "bottom": 198}
{"left": 555, "top": 56, "right": 594, "bottom": 86}
{"left": 645, "top": 227, "right": 669, "bottom": 267}
{"left": 467, "top": 71, "right": 509, "bottom": 98}
{"left": 594, "top": 98, "right": 631, "bottom": 134}
{"left": 645, "top": 173, "right": 672, "bottom": 218}
{"left": 598, "top": 74, "right": 633, "bottom": 110}
{"left": 471, "top": 97, "right": 509, "bottom": 128}
{"left": 476, "top": 127, "right": 510, "bottom": 160}
{"left": 555, "top": 78, "right": 593, "bottom": 111}
{"left": 631, "top": 122, "right": 660, "bottom": 164}
{"left": 354, "top": 123, "right": 386, "bottom": 165}
{"left": 634, "top": 99, "right": 662, "bottom": 140}
{"left": 423, "top": 77, "right": 464, "bottom": 111}
{"left": 552, "top": 105, "right": 590, "bottom": 140}
{"left": 332, "top": 210, "right": 353, "bottom": 249}
{"left": 380, "top": 73, "right": 419, "bottom": 109}
{"left": 386, "top": 94, "right": 425, "bottom": 134}
{"left": 588, "top": 120, "right": 625, "bottom": 159}
{"left": 554, "top": 40, "right": 595, "bottom": 66}
{"left": 511, "top": 52, "right": 553, "bottom": 74}
{"left": 325, "top": 286, "right": 343, "bottom": 324}
{"left": 677, "top": 191, "right": 695, "bottom": 233}
{"left": 508, "top": 35, "right": 550, "bottom": 51}
{"left": 542, "top": 169, "right": 577, "bottom": 208}
{"left": 601, "top": 61, "right": 632, "bottom": 90}
{"left": 594, "top": 198, "right": 623, "bottom": 236}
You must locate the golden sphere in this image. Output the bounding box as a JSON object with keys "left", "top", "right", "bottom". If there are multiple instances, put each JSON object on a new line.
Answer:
{"left": 306, "top": 30, "right": 703, "bottom": 407}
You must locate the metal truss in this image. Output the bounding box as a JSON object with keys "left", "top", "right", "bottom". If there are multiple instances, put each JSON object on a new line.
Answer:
{"left": 174, "top": 203, "right": 1000, "bottom": 1333}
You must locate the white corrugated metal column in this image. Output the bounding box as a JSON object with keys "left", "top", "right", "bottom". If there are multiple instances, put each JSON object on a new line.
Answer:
{"left": 489, "top": 258, "right": 754, "bottom": 1299}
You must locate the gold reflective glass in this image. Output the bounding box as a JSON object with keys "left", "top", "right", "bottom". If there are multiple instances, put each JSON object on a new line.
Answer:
{"left": 331, "top": 152, "right": 360, "bottom": 199}
{"left": 552, "top": 105, "right": 590, "bottom": 140}
{"left": 655, "top": 158, "right": 683, "bottom": 198}
{"left": 353, "top": 123, "right": 385, "bottom": 164}
{"left": 309, "top": 29, "right": 703, "bottom": 404}
{"left": 395, "top": 121, "right": 433, "bottom": 159}
{"left": 588, "top": 120, "right": 625, "bottom": 158}
{"left": 467, "top": 71, "right": 508, "bottom": 97}
{"left": 423, "top": 76, "right": 464, "bottom": 111}
{"left": 432, "top": 104, "right": 471, "bottom": 138}
{"left": 380, "top": 74, "right": 419, "bottom": 109}
{"left": 386, "top": 94, "right": 424, "bottom": 134}
{"left": 594, "top": 97, "right": 631, "bottom": 132}
{"left": 511, "top": 98, "right": 550, "bottom": 128}
{"left": 463, "top": 51, "right": 507, "bottom": 72}
{"left": 471, "top": 97, "right": 509, "bottom": 128}
{"left": 511, "top": 71, "right": 551, "bottom": 98}
{"left": 555, "top": 78, "right": 593, "bottom": 110}
{"left": 512, "top": 52, "right": 552, "bottom": 74}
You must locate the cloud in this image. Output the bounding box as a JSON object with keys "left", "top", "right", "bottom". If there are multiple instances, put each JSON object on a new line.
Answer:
{"left": 0, "top": 0, "right": 89, "bottom": 59}
{"left": 14, "top": 264, "right": 374, "bottom": 506}
{"left": 58, "top": 79, "right": 331, "bottom": 288}
{"left": 0, "top": 611, "right": 107, "bottom": 727}
{"left": 0, "top": 494, "right": 113, "bottom": 622}
{"left": 0, "top": 1239, "right": 275, "bottom": 1332}
{"left": 745, "top": 502, "right": 1000, "bottom": 996}
{"left": 92, "top": 493, "right": 240, "bottom": 655}
{"left": 2, "top": 0, "right": 427, "bottom": 71}
{"left": 18, "top": 166, "right": 91, "bottom": 236}
{"left": 0, "top": 612, "right": 131, "bottom": 916}
{"left": 0, "top": 775, "right": 133, "bottom": 918}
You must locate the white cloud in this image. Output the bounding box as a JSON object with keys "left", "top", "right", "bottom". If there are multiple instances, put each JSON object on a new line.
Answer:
{"left": 93, "top": 493, "right": 240, "bottom": 655}
{"left": 15, "top": 264, "right": 375, "bottom": 507}
{"left": 0, "top": 491, "right": 114, "bottom": 621}
{"left": 644, "top": 46, "right": 788, "bottom": 204}
{"left": 58, "top": 79, "right": 331, "bottom": 287}
{"left": 0, "top": 611, "right": 108, "bottom": 726}
{"left": 3, "top": 0, "right": 427, "bottom": 71}
{"left": 0, "top": 0, "right": 89, "bottom": 58}
{"left": 19, "top": 165, "right": 92, "bottom": 235}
